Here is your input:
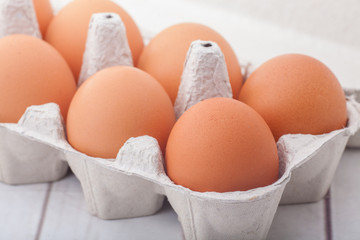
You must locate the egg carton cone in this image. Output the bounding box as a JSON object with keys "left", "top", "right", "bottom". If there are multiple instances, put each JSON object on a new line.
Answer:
{"left": 174, "top": 40, "right": 232, "bottom": 119}
{"left": 344, "top": 88, "right": 360, "bottom": 148}
{"left": 0, "top": 0, "right": 41, "bottom": 38}
{"left": 78, "top": 12, "right": 133, "bottom": 86}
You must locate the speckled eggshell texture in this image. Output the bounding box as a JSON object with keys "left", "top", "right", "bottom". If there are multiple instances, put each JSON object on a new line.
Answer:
{"left": 0, "top": 34, "right": 76, "bottom": 123}
{"left": 238, "top": 54, "right": 348, "bottom": 141}
{"left": 66, "top": 66, "right": 176, "bottom": 159}
{"left": 165, "top": 97, "right": 279, "bottom": 193}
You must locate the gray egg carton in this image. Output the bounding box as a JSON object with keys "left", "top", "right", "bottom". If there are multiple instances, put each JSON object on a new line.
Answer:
{"left": 0, "top": 98, "right": 358, "bottom": 240}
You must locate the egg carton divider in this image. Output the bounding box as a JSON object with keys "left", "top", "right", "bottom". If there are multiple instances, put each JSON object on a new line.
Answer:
{"left": 78, "top": 12, "right": 133, "bottom": 86}
{"left": 344, "top": 88, "right": 360, "bottom": 147}
{"left": 0, "top": 0, "right": 41, "bottom": 38}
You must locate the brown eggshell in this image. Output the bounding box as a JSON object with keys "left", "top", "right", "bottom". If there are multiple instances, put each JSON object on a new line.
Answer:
{"left": 137, "top": 23, "right": 243, "bottom": 103}
{"left": 165, "top": 98, "right": 279, "bottom": 193}
{"left": 66, "top": 66, "right": 176, "bottom": 159}
{"left": 45, "top": 0, "right": 144, "bottom": 80}
{"left": 33, "top": 0, "right": 53, "bottom": 37}
{"left": 238, "top": 54, "right": 348, "bottom": 141}
{"left": 0, "top": 35, "right": 76, "bottom": 123}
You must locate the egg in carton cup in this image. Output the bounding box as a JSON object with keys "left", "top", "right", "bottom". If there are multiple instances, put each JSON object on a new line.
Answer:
{"left": 239, "top": 63, "right": 360, "bottom": 204}
{"left": 0, "top": 0, "right": 71, "bottom": 184}
{"left": 0, "top": 0, "right": 137, "bottom": 184}
{"left": 0, "top": 1, "right": 360, "bottom": 240}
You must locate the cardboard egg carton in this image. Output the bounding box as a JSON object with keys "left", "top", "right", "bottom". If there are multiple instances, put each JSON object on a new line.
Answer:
{"left": 1, "top": 1, "right": 360, "bottom": 239}
{"left": 0, "top": 98, "right": 358, "bottom": 239}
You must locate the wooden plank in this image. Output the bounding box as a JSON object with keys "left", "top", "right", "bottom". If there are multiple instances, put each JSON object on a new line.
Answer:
{"left": 331, "top": 149, "right": 360, "bottom": 240}
{"left": 0, "top": 181, "right": 49, "bottom": 239}
{"left": 39, "top": 172, "right": 183, "bottom": 240}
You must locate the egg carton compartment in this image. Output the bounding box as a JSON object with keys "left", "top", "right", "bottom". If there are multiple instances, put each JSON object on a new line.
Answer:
{"left": 278, "top": 107, "right": 356, "bottom": 204}
{"left": 65, "top": 134, "right": 289, "bottom": 240}
{"left": 0, "top": 104, "right": 68, "bottom": 184}
{"left": 0, "top": 98, "right": 356, "bottom": 239}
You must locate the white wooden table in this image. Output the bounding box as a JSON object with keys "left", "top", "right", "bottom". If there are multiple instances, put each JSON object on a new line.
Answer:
{"left": 0, "top": 148, "right": 359, "bottom": 240}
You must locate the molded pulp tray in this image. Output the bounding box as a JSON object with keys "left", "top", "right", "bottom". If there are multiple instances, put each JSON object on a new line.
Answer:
{"left": 0, "top": 98, "right": 359, "bottom": 240}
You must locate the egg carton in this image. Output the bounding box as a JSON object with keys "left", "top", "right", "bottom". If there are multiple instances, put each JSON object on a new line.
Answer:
{"left": 0, "top": 97, "right": 358, "bottom": 239}
{"left": 0, "top": 20, "right": 359, "bottom": 238}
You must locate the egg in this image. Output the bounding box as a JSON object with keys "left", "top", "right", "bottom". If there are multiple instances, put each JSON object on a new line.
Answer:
{"left": 33, "top": 0, "right": 53, "bottom": 37}
{"left": 166, "top": 98, "right": 279, "bottom": 193}
{"left": 45, "top": 0, "right": 144, "bottom": 80}
{"left": 66, "top": 66, "right": 175, "bottom": 159}
{"left": 0, "top": 35, "right": 76, "bottom": 123}
{"left": 137, "top": 23, "right": 243, "bottom": 103}
{"left": 238, "top": 54, "right": 347, "bottom": 141}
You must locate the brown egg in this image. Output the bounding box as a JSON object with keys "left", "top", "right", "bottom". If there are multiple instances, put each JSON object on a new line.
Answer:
{"left": 0, "top": 35, "right": 76, "bottom": 123}
{"left": 67, "top": 66, "right": 175, "bottom": 159}
{"left": 45, "top": 0, "right": 144, "bottom": 80}
{"left": 239, "top": 54, "right": 347, "bottom": 141}
{"left": 137, "top": 23, "right": 243, "bottom": 103}
{"left": 33, "top": 0, "right": 53, "bottom": 37}
{"left": 166, "top": 98, "right": 279, "bottom": 193}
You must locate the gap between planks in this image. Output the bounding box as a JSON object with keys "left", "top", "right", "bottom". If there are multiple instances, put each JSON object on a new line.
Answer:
{"left": 324, "top": 190, "right": 333, "bottom": 240}
{"left": 34, "top": 182, "right": 53, "bottom": 240}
